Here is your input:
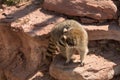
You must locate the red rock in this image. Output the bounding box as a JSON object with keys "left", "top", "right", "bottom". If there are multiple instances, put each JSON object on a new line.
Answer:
{"left": 0, "top": 4, "right": 65, "bottom": 80}
{"left": 84, "top": 24, "right": 120, "bottom": 41}
{"left": 0, "top": 24, "right": 43, "bottom": 80}
{"left": 43, "top": 0, "right": 117, "bottom": 20}
{"left": 49, "top": 52, "right": 120, "bottom": 80}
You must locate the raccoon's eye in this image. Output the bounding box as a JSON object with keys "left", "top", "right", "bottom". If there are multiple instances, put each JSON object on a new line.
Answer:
{"left": 66, "top": 38, "right": 75, "bottom": 46}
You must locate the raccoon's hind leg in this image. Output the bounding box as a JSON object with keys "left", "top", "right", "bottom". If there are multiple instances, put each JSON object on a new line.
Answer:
{"left": 78, "top": 48, "right": 88, "bottom": 66}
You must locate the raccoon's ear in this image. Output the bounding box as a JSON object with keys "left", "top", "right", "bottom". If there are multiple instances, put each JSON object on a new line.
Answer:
{"left": 63, "top": 28, "right": 68, "bottom": 32}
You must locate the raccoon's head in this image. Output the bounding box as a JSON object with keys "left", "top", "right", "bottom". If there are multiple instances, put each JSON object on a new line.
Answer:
{"left": 59, "top": 27, "right": 77, "bottom": 47}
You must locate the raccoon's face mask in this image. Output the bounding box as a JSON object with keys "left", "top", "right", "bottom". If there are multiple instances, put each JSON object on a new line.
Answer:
{"left": 59, "top": 27, "right": 77, "bottom": 47}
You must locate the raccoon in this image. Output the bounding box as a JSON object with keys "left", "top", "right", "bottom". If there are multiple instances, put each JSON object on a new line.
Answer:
{"left": 46, "top": 20, "right": 89, "bottom": 66}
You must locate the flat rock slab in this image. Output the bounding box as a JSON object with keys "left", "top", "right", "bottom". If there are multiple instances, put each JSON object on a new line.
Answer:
{"left": 84, "top": 24, "right": 120, "bottom": 41}
{"left": 43, "top": 0, "right": 117, "bottom": 20}
{"left": 50, "top": 52, "right": 120, "bottom": 80}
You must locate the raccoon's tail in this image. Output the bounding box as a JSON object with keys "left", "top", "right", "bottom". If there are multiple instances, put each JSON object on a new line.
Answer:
{"left": 46, "top": 38, "right": 58, "bottom": 56}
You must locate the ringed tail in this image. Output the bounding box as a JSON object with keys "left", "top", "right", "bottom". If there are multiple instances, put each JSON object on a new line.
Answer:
{"left": 46, "top": 38, "right": 57, "bottom": 56}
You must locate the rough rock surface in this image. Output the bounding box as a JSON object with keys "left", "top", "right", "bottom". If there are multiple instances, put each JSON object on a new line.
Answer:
{"left": 0, "top": 23, "right": 45, "bottom": 80}
{"left": 43, "top": 0, "right": 117, "bottom": 20}
{"left": 84, "top": 23, "right": 120, "bottom": 41}
{"left": 0, "top": 3, "right": 64, "bottom": 80}
{"left": 50, "top": 49, "right": 120, "bottom": 80}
